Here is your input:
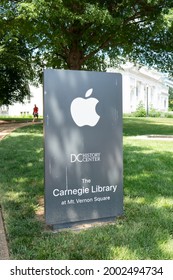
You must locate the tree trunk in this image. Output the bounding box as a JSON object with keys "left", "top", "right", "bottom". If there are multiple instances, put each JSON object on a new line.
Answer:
{"left": 66, "top": 45, "right": 84, "bottom": 70}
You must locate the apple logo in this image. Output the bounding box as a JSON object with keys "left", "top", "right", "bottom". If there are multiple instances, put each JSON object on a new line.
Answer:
{"left": 70, "top": 88, "right": 100, "bottom": 127}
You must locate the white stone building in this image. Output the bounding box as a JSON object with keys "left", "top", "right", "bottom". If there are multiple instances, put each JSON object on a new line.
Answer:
{"left": 1, "top": 65, "right": 173, "bottom": 117}
{"left": 0, "top": 85, "right": 43, "bottom": 117}
{"left": 108, "top": 64, "right": 171, "bottom": 114}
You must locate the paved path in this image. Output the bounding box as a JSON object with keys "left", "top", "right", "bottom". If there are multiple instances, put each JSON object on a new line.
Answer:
{"left": 0, "top": 121, "right": 35, "bottom": 141}
{"left": 0, "top": 121, "right": 42, "bottom": 259}
{"left": 0, "top": 208, "right": 9, "bottom": 259}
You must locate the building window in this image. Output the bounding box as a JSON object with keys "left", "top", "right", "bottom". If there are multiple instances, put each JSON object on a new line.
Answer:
{"left": 0, "top": 105, "right": 9, "bottom": 115}
{"left": 24, "top": 95, "right": 31, "bottom": 104}
{"left": 1, "top": 105, "right": 8, "bottom": 111}
{"left": 164, "top": 99, "right": 167, "bottom": 109}
{"left": 136, "top": 86, "right": 138, "bottom": 98}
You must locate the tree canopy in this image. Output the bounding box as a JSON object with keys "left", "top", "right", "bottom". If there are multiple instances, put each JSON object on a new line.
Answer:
{"left": 0, "top": 36, "right": 35, "bottom": 105}
{"left": 1, "top": 0, "right": 173, "bottom": 104}
{"left": 0, "top": 0, "right": 35, "bottom": 105}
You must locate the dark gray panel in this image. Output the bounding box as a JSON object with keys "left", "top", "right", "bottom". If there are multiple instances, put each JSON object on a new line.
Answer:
{"left": 44, "top": 70, "right": 123, "bottom": 226}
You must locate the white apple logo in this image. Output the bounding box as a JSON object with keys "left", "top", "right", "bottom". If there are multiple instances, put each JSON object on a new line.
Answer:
{"left": 70, "top": 88, "right": 100, "bottom": 127}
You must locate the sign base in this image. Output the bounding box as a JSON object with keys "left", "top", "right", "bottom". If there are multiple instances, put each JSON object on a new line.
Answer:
{"left": 52, "top": 217, "right": 117, "bottom": 232}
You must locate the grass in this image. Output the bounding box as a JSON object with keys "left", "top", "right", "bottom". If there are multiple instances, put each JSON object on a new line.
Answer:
{"left": 0, "top": 117, "right": 173, "bottom": 259}
{"left": 0, "top": 116, "right": 43, "bottom": 122}
{"left": 123, "top": 116, "right": 173, "bottom": 136}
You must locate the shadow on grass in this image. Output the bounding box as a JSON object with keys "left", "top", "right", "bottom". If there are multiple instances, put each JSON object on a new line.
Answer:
{"left": 0, "top": 124, "right": 173, "bottom": 259}
{"left": 64, "top": 200, "right": 173, "bottom": 260}
{"left": 9, "top": 198, "right": 172, "bottom": 260}
{"left": 123, "top": 144, "right": 173, "bottom": 198}
{"left": 123, "top": 117, "right": 173, "bottom": 136}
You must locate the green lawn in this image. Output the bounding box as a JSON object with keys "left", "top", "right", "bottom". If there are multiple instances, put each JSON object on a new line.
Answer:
{"left": 0, "top": 117, "right": 173, "bottom": 259}
{"left": 0, "top": 116, "right": 43, "bottom": 122}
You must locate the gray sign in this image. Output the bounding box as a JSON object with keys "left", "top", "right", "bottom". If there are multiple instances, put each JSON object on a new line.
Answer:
{"left": 44, "top": 69, "right": 123, "bottom": 228}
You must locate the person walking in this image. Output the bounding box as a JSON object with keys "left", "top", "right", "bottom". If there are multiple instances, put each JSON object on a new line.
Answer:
{"left": 33, "top": 104, "right": 39, "bottom": 122}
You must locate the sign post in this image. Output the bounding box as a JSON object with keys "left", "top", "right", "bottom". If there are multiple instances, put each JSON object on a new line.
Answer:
{"left": 44, "top": 70, "right": 123, "bottom": 229}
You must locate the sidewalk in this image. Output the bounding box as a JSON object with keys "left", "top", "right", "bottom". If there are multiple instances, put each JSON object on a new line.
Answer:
{"left": 0, "top": 121, "right": 42, "bottom": 259}
{"left": 0, "top": 208, "right": 9, "bottom": 259}
{"left": 0, "top": 120, "right": 36, "bottom": 141}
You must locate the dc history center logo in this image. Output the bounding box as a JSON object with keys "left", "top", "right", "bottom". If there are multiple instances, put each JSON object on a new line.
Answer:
{"left": 70, "top": 153, "right": 101, "bottom": 163}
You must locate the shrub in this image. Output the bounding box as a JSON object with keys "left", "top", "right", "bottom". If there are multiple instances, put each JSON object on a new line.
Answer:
{"left": 148, "top": 105, "right": 161, "bottom": 117}
{"left": 164, "top": 112, "right": 173, "bottom": 118}
{"left": 134, "top": 101, "right": 146, "bottom": 117}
